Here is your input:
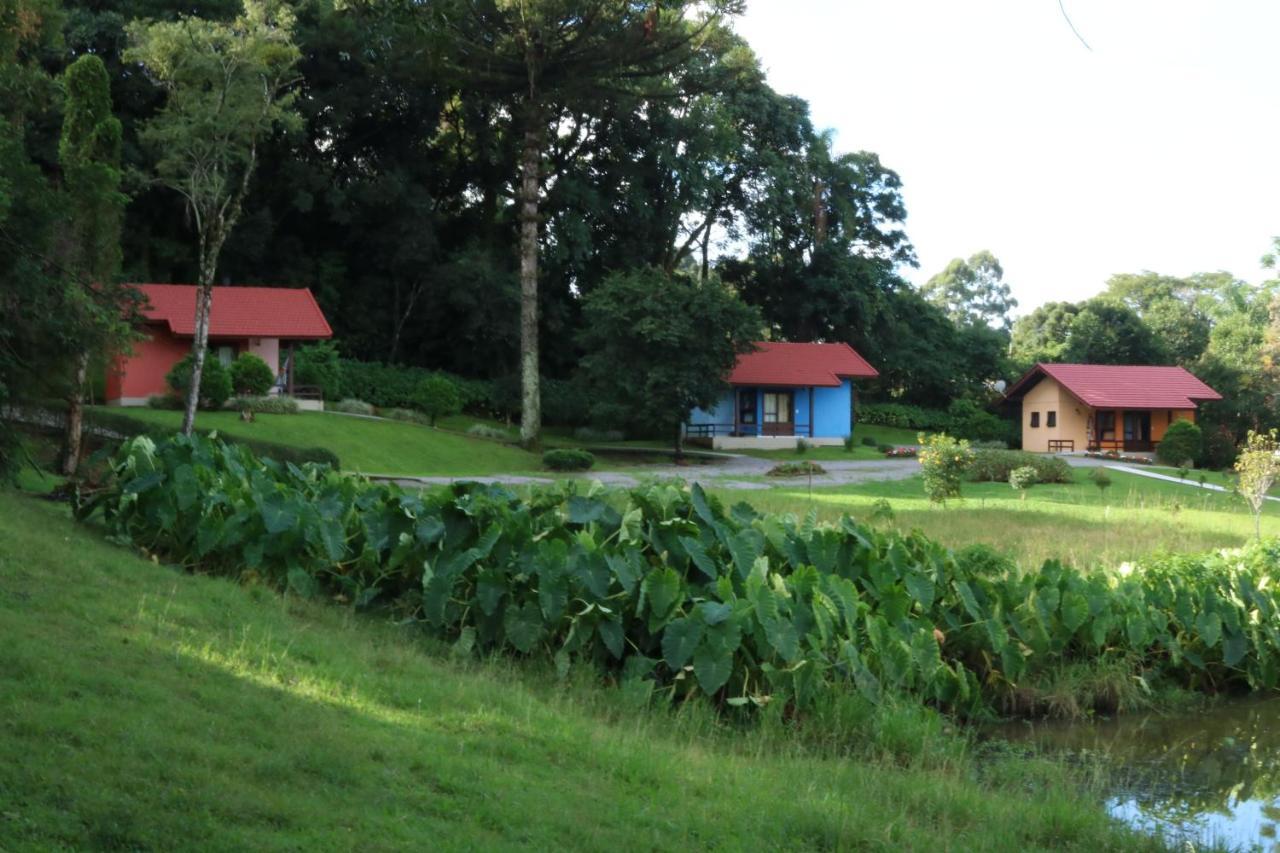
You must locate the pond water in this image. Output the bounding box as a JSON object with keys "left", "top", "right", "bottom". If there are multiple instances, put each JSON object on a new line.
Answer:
{"left": 993, "top": 697, "right": 1280, "bottom": 850}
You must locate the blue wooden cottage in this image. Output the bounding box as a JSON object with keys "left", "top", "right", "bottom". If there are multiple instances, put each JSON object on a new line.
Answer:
{"left": 686, "top": 342, "right": 879, "bottom": 448}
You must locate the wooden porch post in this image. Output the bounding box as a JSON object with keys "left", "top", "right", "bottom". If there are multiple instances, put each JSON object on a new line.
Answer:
{"left": 286, "top": 342, "right": 295, "bottom": 395}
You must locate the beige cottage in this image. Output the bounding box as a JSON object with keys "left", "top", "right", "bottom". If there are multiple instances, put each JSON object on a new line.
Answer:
{"left": 1003, "top": 364, "right": 1221, "bottom": 454}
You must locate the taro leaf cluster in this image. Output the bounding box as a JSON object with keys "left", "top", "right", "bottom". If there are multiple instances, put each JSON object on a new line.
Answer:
{"left": 78, "top": 434, "right": 1280, "bottom": 714}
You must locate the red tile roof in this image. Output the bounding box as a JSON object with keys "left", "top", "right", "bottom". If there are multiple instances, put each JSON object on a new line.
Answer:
{"left": 1005, "top": 363, "right": 1222, "bottom": 409}
{"left": 727, "top": 342, "right": 878, "bottom": 387}
{"left": 131, "top": 284, "right": 332, "bottom": 340}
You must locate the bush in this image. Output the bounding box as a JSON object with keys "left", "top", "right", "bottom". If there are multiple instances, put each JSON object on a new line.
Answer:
{"left": 1088, "top": 467, "right": 1112, "bottom": 495}
{"left": 967, "top": 449, "right": 1072, "bottom": 484}
{"left": 147, "top": 394, "right": 183, "bottom": 410}
{"left": 861, "top": 436, "right": 878, "bottom": 447}
{"left": 380, "top": 407, "right": 431, "bottom": 425}
{"left": 918, "top": 433, "right": 973, "bottom": 503}
{"left": 166, "top": 354, "right": 232, "bottom": 410}
{"left": 876, "top": 444, "right": 893, "bottom": 454}
{"left": 294, "top": 341, "right": 345, "bottom": 401}
{"left": 1200, "top": 426, "right": 1238, "bottom": 470}
{"left": 413, "top": 375, "right": 462, "bottom": 426}
{"left": 1156, "top": 419, "right": 1203, "bottom": 467}
{"left": 843, "top": 435, "right": 855, "bottom": 452}
{"left": 767, "top": 460, "right": 825, "bottom": 477}
{"left": 795, "top": 438, "right": 810, "bottom": 455}
{"left": 857, "top": 402, "right": 952, "bottom": 431}
{"left": 1008, "top": 465, "right": 1038, "bottom": 497}
{"left": 231, "top": 395, "right": 299, "bottom": 415}
{"left": 327, "top": 398, "right": 375, "bottom": 416}
{"left": 946, "top": 398, "right": 1011, "bottom": 443}
{"left": 229, "top": 353, "right": 275, "bottom": 396}
{"left": 542, "top": 448, "right": 594, "bottom": 471}
{"left": 467, "top": 424, "right": 511, "bottom": 441}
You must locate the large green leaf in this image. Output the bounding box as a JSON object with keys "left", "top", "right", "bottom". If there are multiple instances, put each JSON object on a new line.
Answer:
{"left": 1060, "top": 592, "right": 1089, "bottom": 634}
{"left": 678, "top": 536, "right": 718, "bottom": 581}
{"left": 661, "top": 616, "right": 704, "bottom": 669}
{"left": 1197, "top": 611, "right": 1223, "bottom": 649}
{"left": 902, "top": 570, "right": 934, "bottom": 610}
{"left": 503, "top": 601, "right": 544, "bottom": 653}
{"left": 643, "top": 567, "right": 682, "bottom": 620}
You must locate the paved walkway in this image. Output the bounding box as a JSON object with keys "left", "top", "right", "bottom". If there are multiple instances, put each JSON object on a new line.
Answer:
{"left": 1105, "top": 463, "right": 1280, "bottom": 503}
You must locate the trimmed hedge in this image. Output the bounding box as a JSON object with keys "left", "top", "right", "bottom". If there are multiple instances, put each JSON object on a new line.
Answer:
{"left": 543, "top": 448, "right": 594, "bottom": 471}
{"left": 857, "top": 400, "right": 1013, "bottom": 445}
{"left": 231, "top": 396, "right": 301, "bottom": 415}
{"left": 967, "top": 449, "right": 1072, "bottom": 484}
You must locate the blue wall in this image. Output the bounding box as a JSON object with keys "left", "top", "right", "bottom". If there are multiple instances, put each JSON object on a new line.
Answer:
{"left": 813, "top": 380, "right": 853, "bottom": 438}
{"left": 685, "top": 381, "right": 853, "bottom": 438}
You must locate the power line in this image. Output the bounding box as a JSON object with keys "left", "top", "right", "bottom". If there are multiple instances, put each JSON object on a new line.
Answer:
{"left": 1058, "top": 0, "right": 1092, "bottom": 51}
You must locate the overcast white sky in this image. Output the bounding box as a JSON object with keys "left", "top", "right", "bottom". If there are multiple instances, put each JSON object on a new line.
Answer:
{"left": 735, "top": 0, "right": 1280, "bottom": 313}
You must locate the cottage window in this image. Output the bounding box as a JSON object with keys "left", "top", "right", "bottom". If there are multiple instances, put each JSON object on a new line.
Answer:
{"left": 1047, "top": 411, "right": 1056, "bottom": 428}
{"left": 1029, "top": 412, "right": 1040, "bottom": 428}
{"left": 1097, "top": 411, "right": 1116, "bottom": 439}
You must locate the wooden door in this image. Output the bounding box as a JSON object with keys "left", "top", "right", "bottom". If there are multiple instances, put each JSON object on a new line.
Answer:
{"left": 761, "top": 391, "right": 794, "bottom": 436}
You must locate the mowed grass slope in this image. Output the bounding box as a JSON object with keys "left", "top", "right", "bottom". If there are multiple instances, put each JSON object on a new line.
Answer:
{"left": 736, "top": 468, "right": 1280, "bottom": 569}
{"left": 0, "top": 490, "right": 1160, "bottom": 852}
{"left": 103, "top": 408, "right": 540, "bottom": 476}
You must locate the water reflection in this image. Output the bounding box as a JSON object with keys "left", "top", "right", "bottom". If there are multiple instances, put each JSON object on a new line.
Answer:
{"left": 994, "top": 697, "right": 1280, "bottom": 850}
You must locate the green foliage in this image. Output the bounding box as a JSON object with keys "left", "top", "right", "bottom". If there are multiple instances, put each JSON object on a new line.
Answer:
{"left": 577, "top": 269, "right": 761, "bottom": 447}
{"left": 857, "top": 402, "right": 953, "bottom": 431}
{"left": 968, "top": 450, "right": 1072, "bottom": 485}
{"left": 326, "top": 398, "right": 374, "bottom": 416}
{"left": 857, "top": 400, "right": 1011, "bottom": 443}
{"left": 339, "top": 360, "right": 494, "bottom": 416}
{"left": 767, "top": 461, "right": 825, "bottom": 477}
{"left": 1156, "top": 419, "right": 1203, "bottom": 467}
{"left": 1088, "top": 468, "right": 1112, "bottom": 495}
{"left": 918, "top": 433, "right": 973, "bottom": 504}
{"left": 572, "top": 426, "right": 625, "bottom": 443}
{"left": 228, "top": 353, "right": 275, "bottom": 396}
{"left": 295, "top": 342, "right": 344, "bottom": 401}
{"left": 1235, "top": 429, "right": 1280, "bottom": 539}
{"left": 147, "top": 394, "right": 183, "bottom": 410}
{"left": 542, "top": 449, "right": 594, "bottom": 471}
{"left": 78, "top": 433, "right": 1280, "bottom": 718}
{"left": 860, "top": 436, "right": 877, "bottom": 448}
{"left": 843, "top": 435, "right": 856, "bottom": 452}
{"left": 1008, "top": 465, "right": 1038, "bottom": 496}
{"left": 795, "top": 438, "right": 810, "bottom": 455}
{"left": 467, "top": 424, "right": 510, "bottom": 441}
{"left": 379, "top": 408, "right": 431, "bottom": 426}
{"left": 231, "top": 395, "right": 299, "bottom": 415}
{"left": 413, "top": 374, "right": 462, "bottom": 426}
{"left": 1200, "top": 426, "right": 1239, "bottom": 470}
{"left": 166, "top": 355, "right": 232, "bottom": 410}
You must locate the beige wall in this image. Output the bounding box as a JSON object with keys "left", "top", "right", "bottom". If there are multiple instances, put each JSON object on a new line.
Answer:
{"left": 245, "top": 337, "right": 280, "bottom": 377}
{"left": 1020, "top": 377, "right": 1090, "bottom": 452}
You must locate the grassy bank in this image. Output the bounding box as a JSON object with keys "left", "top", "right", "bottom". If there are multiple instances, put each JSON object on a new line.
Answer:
{"left": 735, "top": 468, "right": 1279, "bottom": 568}
{"left": 95, "top": 408, "right": 541, "bottom": 476}
{"left": 0, "top": 488, "right": 1163, "bottom": 851}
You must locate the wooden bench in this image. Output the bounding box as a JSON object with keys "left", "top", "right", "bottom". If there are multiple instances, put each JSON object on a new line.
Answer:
{"left": 1047, "top": 439, "right": 1074, "bottom": 452}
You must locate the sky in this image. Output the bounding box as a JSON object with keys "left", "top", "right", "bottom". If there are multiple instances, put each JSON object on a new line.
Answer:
{"left": 735, "top": 0, "right": 1280, "bottom": 314}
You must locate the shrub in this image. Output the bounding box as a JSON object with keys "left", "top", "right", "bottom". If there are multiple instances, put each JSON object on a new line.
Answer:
{"left": 147, "top": 394, "right": 183, "bottom": 410}
{"left": 876, "top": 444, "right": 893, "bottom": 454}
{"left": 229, "top": 353, "right": 275, "bottom": 396}
{"left": 918, "top": 433, "right": 973, "bottom": 503}
{"left": 857, "top": 402, "right": 951, "bottom": 431}
{"left": 467, "top": 424, "right": 511, "bottom": 441}
{"left": 767, "top": 460, "right": 826, "bottom": 477}
{"left": 946, "top": 398, "right": 1011, "bottom": 443}
{"left": 968, "top": 449, "right": 1071, "bottom": 484}
{"left": 231, "top": 395, "right": 299, "bottom": 415}
{"left": 1088, "top": 467, "right": 1112, "bottom": 496}
{"left": 294, "top": 341, "right": 345, "bottom": 401}
{"left": 1156, "top": 420, "right": 1203, "bottom": 467}
{"left": 543, "top": 448, "right": 594, "bottom": 471}
{"left": 861, "top": 436, "right": 878, "bottom": 447}
{"left": 795, "top": 438, "right": 810, "bottom": 455}
{"left": 1200, "top": 426, "right": 1238, "bottom": 470}
{"left": 843, "top": 435, "right": 855, "bottom": 452}
{"left": 413, "top": 375, "right": 462, "bottom": 426}
{"left": 1008, "top": 465, "right": 1038, "bottom": 498}
{"left": 380, "top": 408, "right": 431, "bottom": 425}
{"left": 970, "top": 439, "right": 1009, "bottom": 450}
{"left": 1235, "top": 429, "right": 1280, "bottom": 540}
{"left": 327, "top": 398, "right": 375, "bottom": 416}
{"left": 573, "top": 426, "right": 625, "bottom": 443}
{"left": 166, "top": 354, "right": 232, "bottom": 410}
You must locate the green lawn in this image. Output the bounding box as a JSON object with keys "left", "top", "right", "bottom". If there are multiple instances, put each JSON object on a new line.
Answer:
{"left": 733, "top": 468, "right": 1280, "bottom": 570}
{"left": 0, "top": 488, "right": 1165, "bottom": 851}
{"left": 100, "top": 408, "right": 541, "bottom": 477}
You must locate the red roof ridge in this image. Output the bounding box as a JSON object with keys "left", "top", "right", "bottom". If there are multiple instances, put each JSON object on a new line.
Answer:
{"left": 1006, "top": 362, "right": 1221, "bottom": 410}
{"left": 129, "top": 283, "right": 332, "bottom": 340}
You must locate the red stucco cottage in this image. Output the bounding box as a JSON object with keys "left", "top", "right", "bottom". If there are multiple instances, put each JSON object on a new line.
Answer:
{"left": 105, "top": 284, "right": 333, "bottom": 407}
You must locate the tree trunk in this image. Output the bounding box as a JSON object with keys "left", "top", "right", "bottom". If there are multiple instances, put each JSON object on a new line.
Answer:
{"left": 61, "top": 352, "right": 89, "bottom": 476}
{"left": 182, "top": 245, "right": 218, "bottom": 436}
{"left": 518, "top": 111, "right": 543, "bottom": 450}
{"left": 674, "top": 422, "right": 684, "bottom": 461}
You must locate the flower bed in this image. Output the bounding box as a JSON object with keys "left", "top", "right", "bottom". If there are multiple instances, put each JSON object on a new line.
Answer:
{"left": 883, "top": 446, "right": 918, "bottom": 458}
{"left": 1084, "top": 451, "right": 1152, "bottom": 465}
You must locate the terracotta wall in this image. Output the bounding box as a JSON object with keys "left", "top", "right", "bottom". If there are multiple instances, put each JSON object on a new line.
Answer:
{"left": 106, "top": 327, "right": 192, "bottom": 404}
